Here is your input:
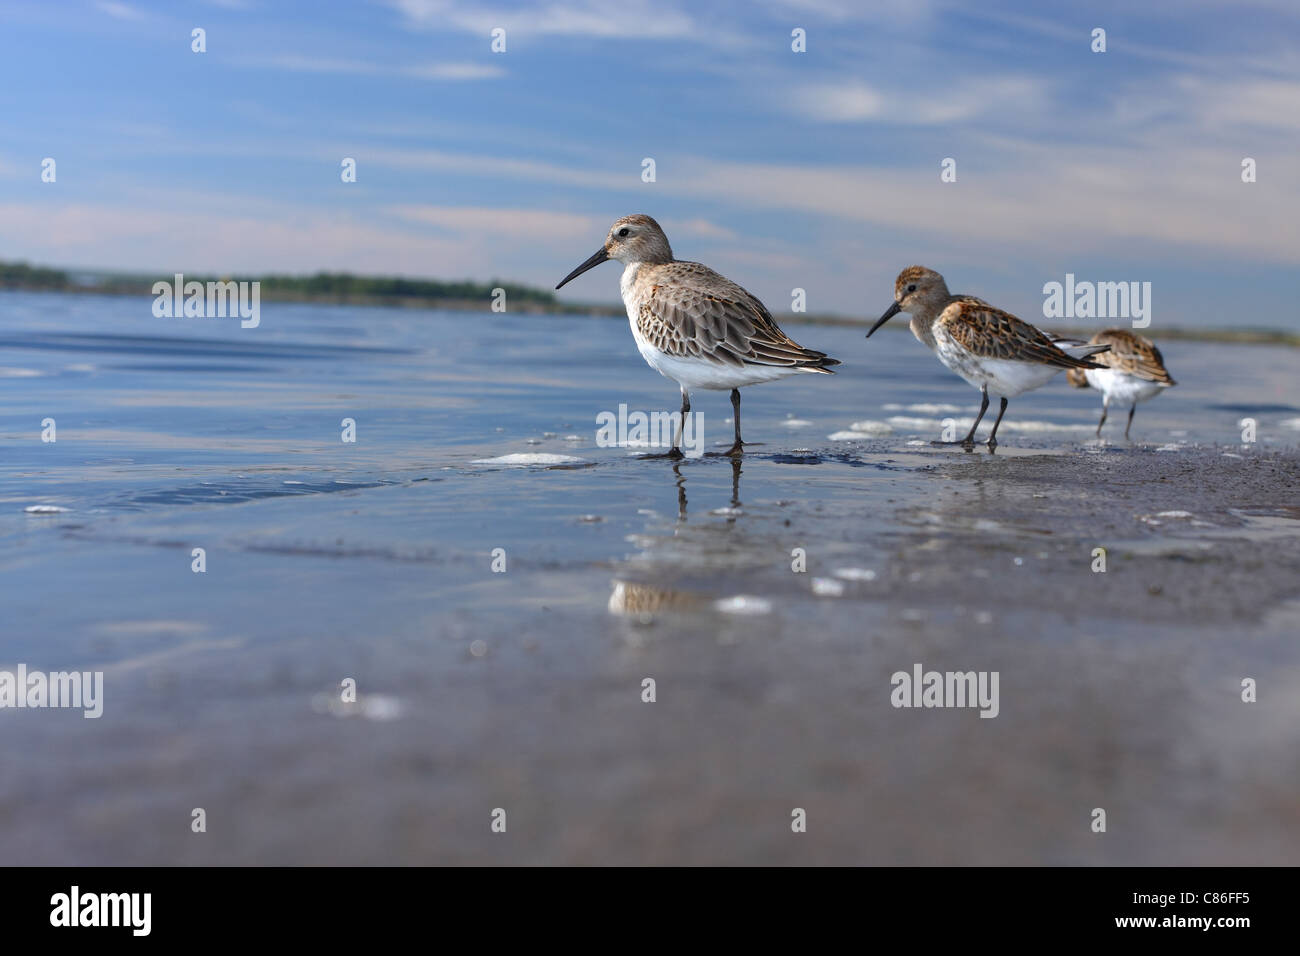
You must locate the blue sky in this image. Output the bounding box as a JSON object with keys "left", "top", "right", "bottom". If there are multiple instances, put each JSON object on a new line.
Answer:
{"left": 1, "top": 0, "right": 1297, "bottom": 327}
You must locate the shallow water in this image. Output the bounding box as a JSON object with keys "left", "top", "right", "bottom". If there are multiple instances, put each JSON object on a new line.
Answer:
{"left": 1, "top": 291, "right": 1298, "bottom": 864}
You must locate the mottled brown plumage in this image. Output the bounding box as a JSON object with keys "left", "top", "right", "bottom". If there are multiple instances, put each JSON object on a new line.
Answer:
{"left": 555, "top": 214, "right": 840, "bottom": 457}
{"left": 1065, "top": 329, "right": 1176, "bottom": 387}
{"left": 868, "top": 265, "right": 1113, "bottom": 449}
{"left": 634, "top": 263, "right": 838, "bottom": 370}
{"left": 1064, "top": 328, "right": 1177, "bottom": 439}
{"left": 940, "top": 299, "right": 1107, "bottom": 370}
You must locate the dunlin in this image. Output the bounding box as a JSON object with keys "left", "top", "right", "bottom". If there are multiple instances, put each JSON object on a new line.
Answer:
{"left": 867, "top": 266, "right": 1110, "bottom": 449}
{"left": 556, "top": 215, "right": 839, "bottom": 458}
{"left": 1065, "top": 328, "right": 1176, "bottom": 439}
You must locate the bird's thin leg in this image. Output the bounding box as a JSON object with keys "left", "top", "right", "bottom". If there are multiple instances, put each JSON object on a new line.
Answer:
{"left": 725, "top": 388, "right": 744, "bottom": 456}
{"left": 675, "top": 387, "right": 691, "bottom": 456}
{"left": 1096, "top": 401, "right": 1108, "bottom": 438}
{"left": 933, "top": 386, "right": 988, "bottom": 446}
{"left": 1125, "top": 404, "right": 1136, "bottom": 441}
{"left": 986, "top": 396, "right": 1010, "bottom": 449}
{"left": 641, "top": 388, "right": 686, "bottom": 460}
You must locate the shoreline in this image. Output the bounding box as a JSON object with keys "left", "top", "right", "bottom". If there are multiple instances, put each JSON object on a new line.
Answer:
{"left": 3, "top": 283, "right": 1296, "bottom": 346}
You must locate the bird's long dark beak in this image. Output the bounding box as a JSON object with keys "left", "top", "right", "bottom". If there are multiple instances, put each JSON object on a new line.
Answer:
{"left": 555, "top": 247, "right": 610, "bottom": 290}
{"left": 866, "top": 301, "right": 901, "bottom": 338}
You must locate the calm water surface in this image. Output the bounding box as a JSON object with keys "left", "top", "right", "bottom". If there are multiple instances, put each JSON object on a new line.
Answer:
{"left": 1, "top": 291, "right": 1297, "bottom": 864}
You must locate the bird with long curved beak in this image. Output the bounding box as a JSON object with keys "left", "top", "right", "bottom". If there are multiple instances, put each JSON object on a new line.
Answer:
{"left": 556, "top": 214, "right": 839, "bottom": 458}
{"left": 867, "top": 266, "right": 1109, "bottom": 449}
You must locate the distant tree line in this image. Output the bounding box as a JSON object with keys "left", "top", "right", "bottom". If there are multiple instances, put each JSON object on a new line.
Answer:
{"left": 0, "top": 260, "right": 559, "bottom": 306}
{"left": 251, "top": 272, "right": 558, "bottom": 305}
{"left": 0, "top": 261, "right": 70, "bottom": 288}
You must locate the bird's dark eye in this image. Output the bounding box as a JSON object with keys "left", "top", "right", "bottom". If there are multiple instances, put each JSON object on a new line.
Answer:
{"left": 618, "top": 227, "right": 630, "bottom": 237}
{"left": 907, "top": 284, "right": 917, "bottom": 293}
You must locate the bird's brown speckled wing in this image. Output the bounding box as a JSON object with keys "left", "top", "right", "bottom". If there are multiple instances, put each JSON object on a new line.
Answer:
{"left": 637, "top": 262, "right": 838, "bottom": 370}
{"left": 1087, "top": 329, "right": 1176, "bottom": 384}
{"left": 939, "top": 299, "right": 1103, "bottom": 370}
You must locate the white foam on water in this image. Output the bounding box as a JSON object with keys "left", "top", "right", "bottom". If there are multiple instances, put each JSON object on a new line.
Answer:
{"left": 360, "top": 695, "right": 404, "bottom": 721}
{"left": 24, "top": 505, "right": 70, "bottom": 514}
{"left": 312, "top": 692, "right": 404, "bottom": 721}
{"left": 471, "top": 453, "right": 587, "bottom": 466}
{"left": 883, "top": 402, "right": 966, "bottom": 414}
{"left": 1003, "top": 420, "right": 1101, "bottom": 433}
{"left": 1280, "top": 417, "right": 1300, "bottom": 430}
{"left": 782, "top": 418, "right": 813, "bottom": 427}
{"left": 811, "top": 577, "right": 845, "bottom": 597}
{"left": 1140, "top": 512, "right": 1194, "bottom": 524}
{"left": 714, "top": 595, "right": 771, "bottom": 615}
{"left": 833, "top": 567, "right": 877, "bottom": 581}
{"left": 828, "top": 431, "right": 866, "bottom": 441}
{"left": 847, "top": 420, "right": 895, "bottom": 436}
{"left": 887, "top": 415, "right": 970, "bottom": 430}
{"left": 0, "top": 367, "right": 43, "bottom": 377}
{"left": 1155, "top": 443, "right": 1182, "bottom": 452}
{"left": 886, "top": 415, "right": 1096, "bottom": 433}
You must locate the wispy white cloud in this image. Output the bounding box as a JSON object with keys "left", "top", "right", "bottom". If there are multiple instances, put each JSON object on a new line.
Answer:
{"left": 246, "top": 54, "right": 505, "bottom": 80}
{"left": 361, "top": 146, "right": 630, "bottom": 190}
{"left": 674, "top": 218, "right": 740, "bottom": 241}
{"left": 773, "top": 0, "right": 934, "bottom": 24}
{"left": 789, "top": 76, "right": 1046, "bottom": 125}
{"left": 94, "top": 1, "right": 144, "bottom": 20}
{"left": 387, "top": 0, "right": 696, "bottom": 40}
{"left": 0, "top": 201, "right": 477, "bottom": 276}
{"left": 404, "top": 62, "right": 504, "bottom": 80}
{"left": 386, "top": 205, "right": 600, "bottom": 238}
{"left": 1174, "top": 75, "right": 1300, "bottom": 132}
{"left": 350, "top": 140, "right": 1297, "bottom": 266}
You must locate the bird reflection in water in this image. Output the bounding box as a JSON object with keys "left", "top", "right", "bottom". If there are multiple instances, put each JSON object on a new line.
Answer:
{"left": 608, "top": 458, "right": 745, "bottom": 617}
{"left": 672, "top": 457, "right": 742, "bottom": 522}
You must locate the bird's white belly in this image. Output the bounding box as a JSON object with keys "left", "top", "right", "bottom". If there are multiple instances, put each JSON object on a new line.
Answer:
{"left": 933, "top": 338, "right": 1061, "bottom": 398}
{"left": 624, "top": 301, "right": 804, "bottom": 392}
{"left": 1085, "top": 368, "right": 1165, "bottom": 406}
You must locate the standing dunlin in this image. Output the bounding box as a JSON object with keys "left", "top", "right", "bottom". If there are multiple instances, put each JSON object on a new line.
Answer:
{"left": 866, "top": 266, "right": 1109, "bottom": 449}
{"left": 1065, "top": 328, "right": 1177, "bottom": 439}
{"left": 555, "top": 215, "right": 840, "bottom": 457}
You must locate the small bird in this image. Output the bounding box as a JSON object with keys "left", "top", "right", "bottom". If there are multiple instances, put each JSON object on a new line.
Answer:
{"left": 1065, "top": 328, "right": 1176, "bottom": 439}
{"left": 556, "top": 215, "right": 839, "bottom": 457}
{"left": 867, "top": 266, "right": 1109, "bottom": 449}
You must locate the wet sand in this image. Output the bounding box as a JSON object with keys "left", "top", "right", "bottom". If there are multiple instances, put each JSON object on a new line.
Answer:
{"left": 3, "top": 444, "right": 1296, "bottom": 865}
{"left": 2, "top": 297, "right": 1297, "bottom": 865}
